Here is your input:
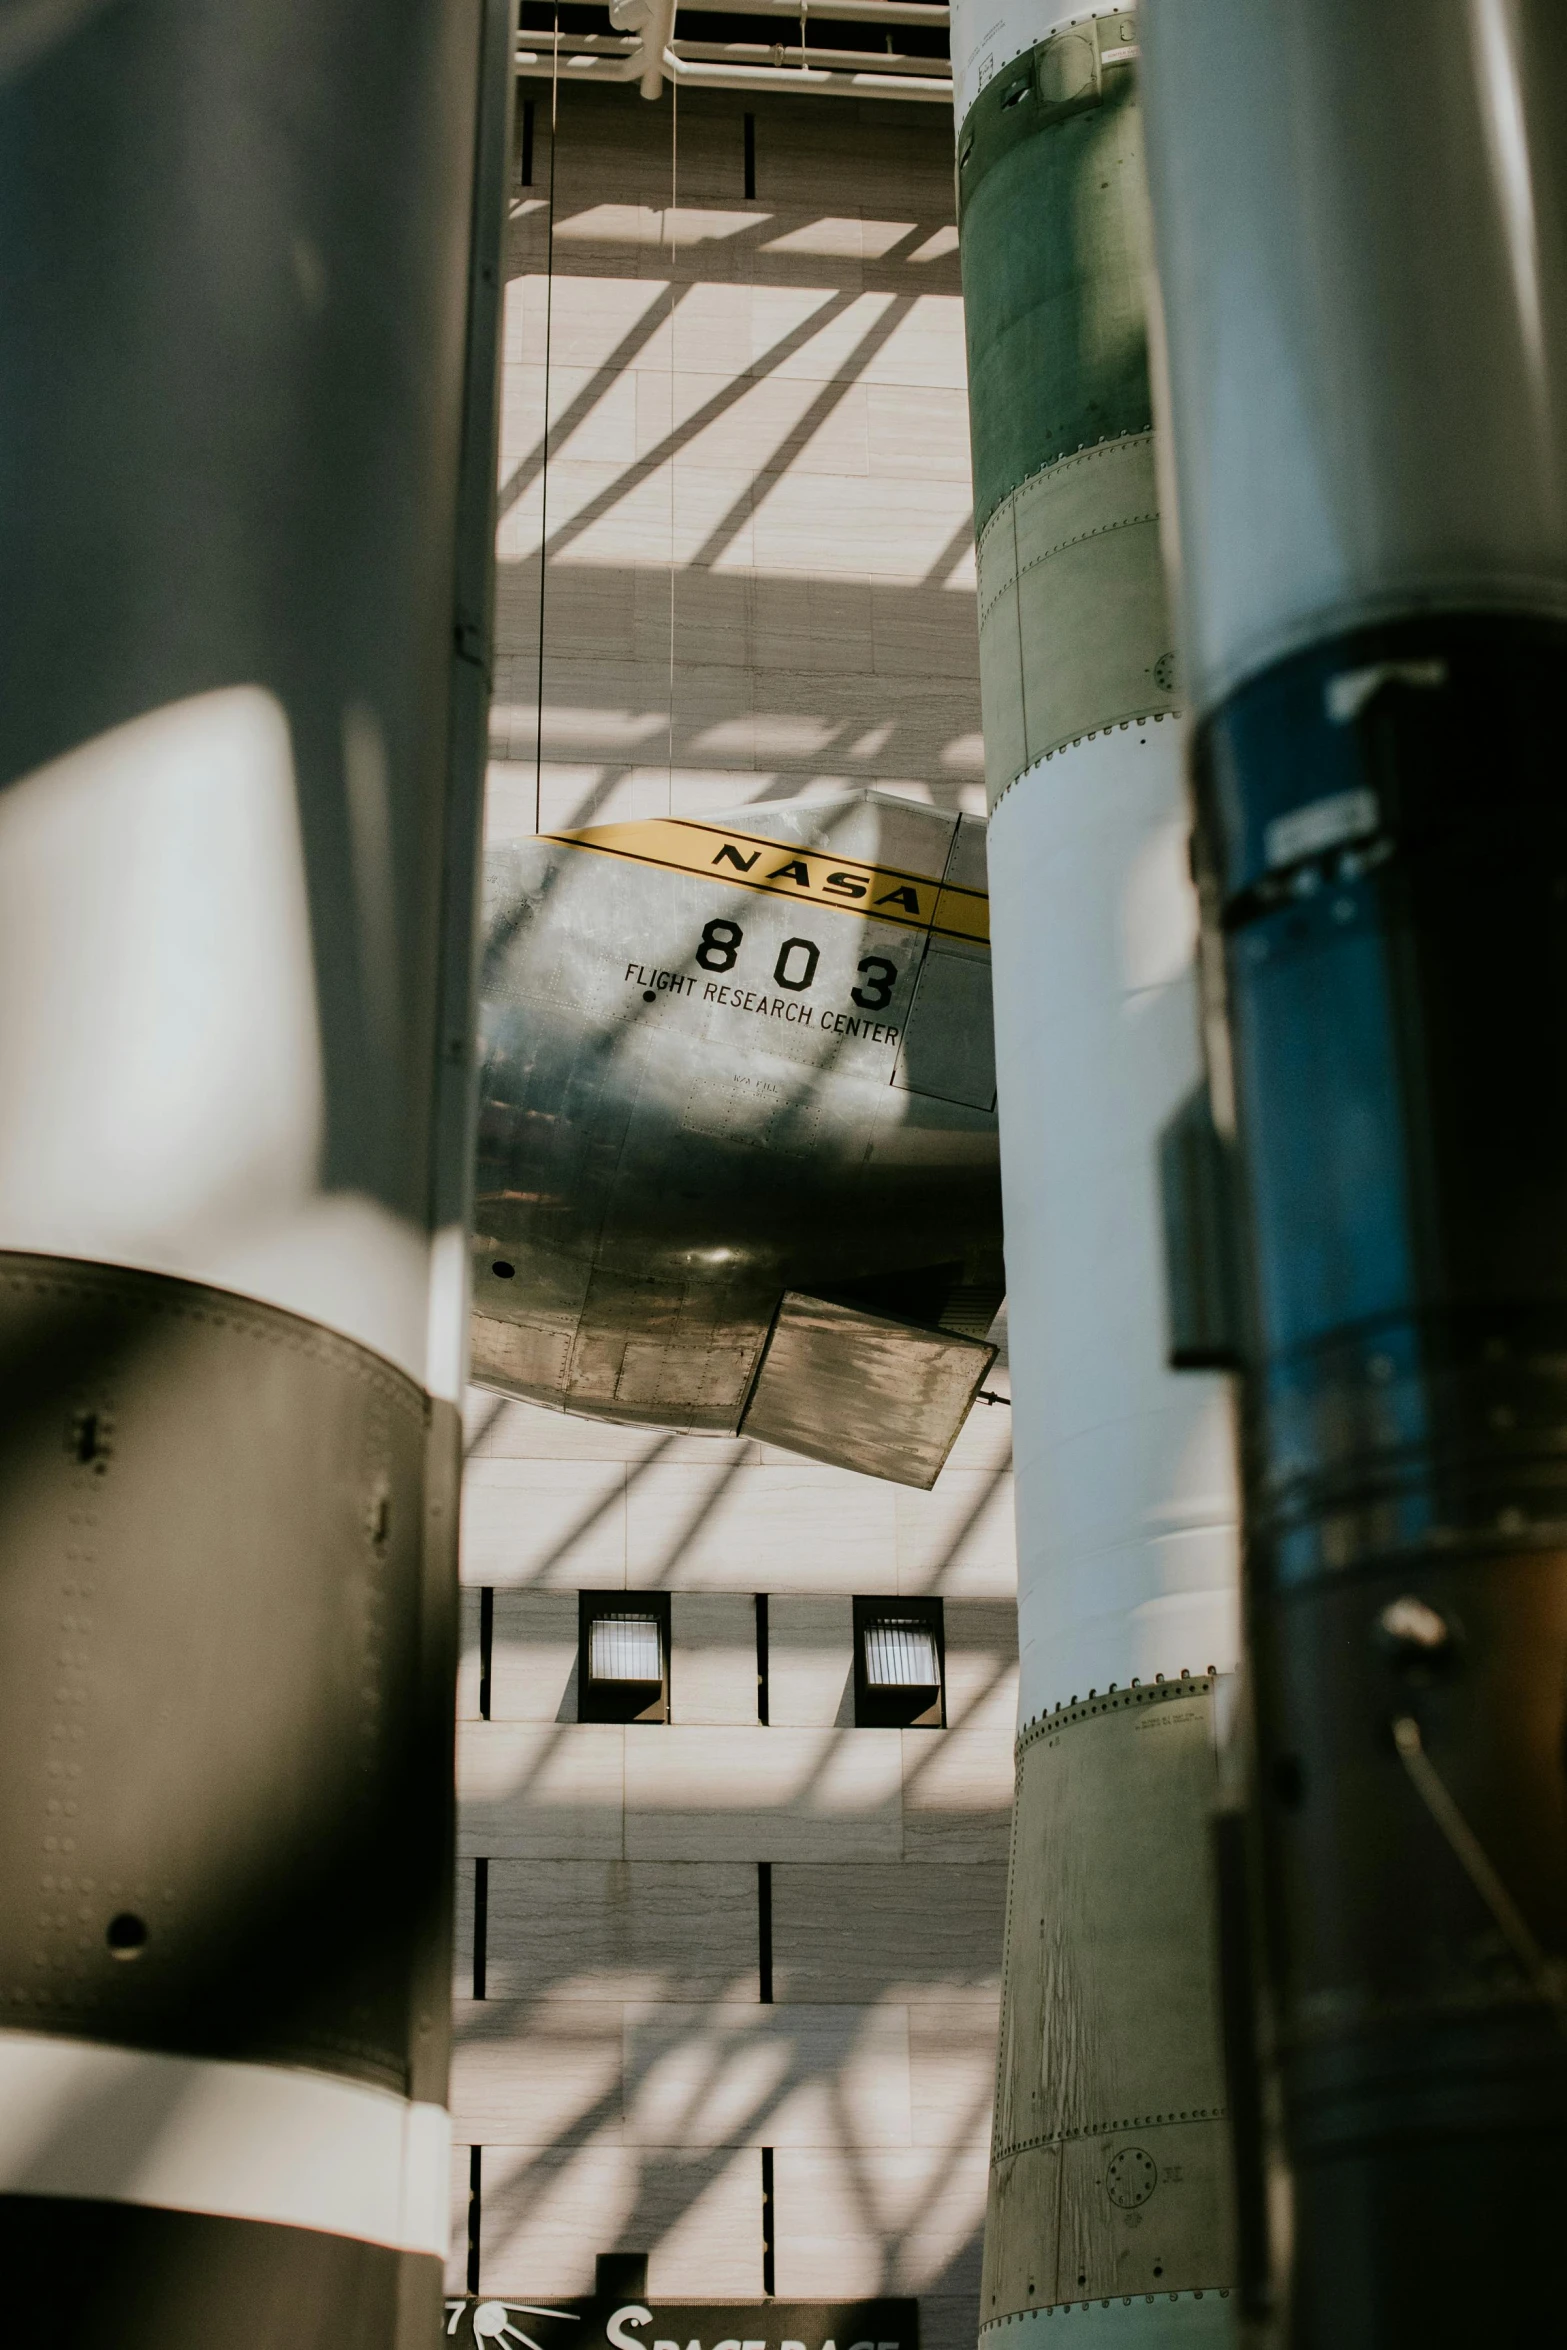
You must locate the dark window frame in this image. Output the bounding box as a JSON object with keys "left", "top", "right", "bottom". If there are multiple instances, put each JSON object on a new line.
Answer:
{"left": 577, "top": 1590, "right": 671, "bottom": 1723}
{"left": 852, "top": 1594, "right": 945, "bottom": 1728}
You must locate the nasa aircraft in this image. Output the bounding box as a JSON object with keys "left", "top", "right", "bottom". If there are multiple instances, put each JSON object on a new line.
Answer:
{"left": 471, "top": 790, "right": 1003, "bottom": 1487}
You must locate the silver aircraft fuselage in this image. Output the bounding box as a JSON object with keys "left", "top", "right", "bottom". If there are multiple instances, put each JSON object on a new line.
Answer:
{"left": 471, "top": 791, "right": 1002, "bottom": 1482}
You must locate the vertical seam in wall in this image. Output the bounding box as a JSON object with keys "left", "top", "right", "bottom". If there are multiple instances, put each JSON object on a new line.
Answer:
{"left": 467, "top": 2142, "right": 483, "bottom": 2293}
{"left": 761, "top": 2142, "right": 776, "bottom": 2296}
{"left": 478, "top": 1584, "right": 494, "bottom": 1720}
{"left": 756, "top": 1590, "right": 770, "bottom": 1724}
{"left": 473, "top": 1855, "right": 489, "bottom": 2000}
{"left": 757, "top": 1859, "right": 773, "bottom": 2001}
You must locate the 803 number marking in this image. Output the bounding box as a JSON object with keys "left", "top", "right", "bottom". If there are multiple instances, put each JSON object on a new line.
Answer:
{"left": 695, "top": 918, "right": 897, "bottom": 1011}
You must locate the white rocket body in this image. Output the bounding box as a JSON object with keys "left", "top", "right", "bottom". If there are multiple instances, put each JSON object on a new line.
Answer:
{"left": 951, "top": 1, "right": 1240, "bottom": 2335}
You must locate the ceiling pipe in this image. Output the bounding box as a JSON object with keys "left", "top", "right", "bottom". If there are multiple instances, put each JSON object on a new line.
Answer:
{"left": 675, "top": 38, "right": 949, "bottom": 70}
{"left": 516, "top": 32, "right": 952, "bottom": 99}
{"left": 658, "top": 45, "right": 950, "bottom": 95}
{"left": 637, "top": 0, "right": 679, "bottom": 92}
{"left": 519, "top": 27, "right": 947, "bottom": 71}
{"left": 673, "top": 0, "right": 948, "bottom": 18}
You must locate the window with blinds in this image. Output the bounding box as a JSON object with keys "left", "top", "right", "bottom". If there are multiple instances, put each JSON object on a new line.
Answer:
{"left": 853, "top": 1596, "right": 945, "bottom": 1727}
{"left": 863, "top": 1620, "right": 941, "bottom": 1688}
{"left": 589, "top": 1613, "right": 662, "bottom": 1683}
{"left": 578, "top": 1591, "right": 671, "bottom": 1722}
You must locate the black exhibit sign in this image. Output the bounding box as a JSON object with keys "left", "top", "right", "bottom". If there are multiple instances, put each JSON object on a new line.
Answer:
{"left": 443, "top": 2299, "right": 920, "bottom": 2350}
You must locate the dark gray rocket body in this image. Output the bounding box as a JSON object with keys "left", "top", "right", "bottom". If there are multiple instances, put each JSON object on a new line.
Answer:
{"left": 0, "top": 2, "right": 510, "bottom": 2340}
{"left": 1142, "top": 3, "right": 1567, "bottom": 2339}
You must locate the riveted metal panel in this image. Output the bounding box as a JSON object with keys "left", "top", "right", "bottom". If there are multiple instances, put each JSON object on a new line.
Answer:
{"left": 957, "top": 17, "right": 1153, "bottom": 537}
{"left": 893, "top": 940, "right": 998, "bottom": 1110}
{"left": 974, "top": 503, "right": 1030, "bottom": 797}
{"left": 983, "top": 1683, "right": 1234, "bottom": 2317}
{"left": 977, "top": 436, "right": 1178, "bottom": 803}
{"left": 0, "top": 1255, "right": 454, "bottom": 2098}
{"left": 740, "top": 1292, "right": 995, "bottom": 1488}
{"left": 979, "top": 2289, "right": 1234, "bottom": 2342}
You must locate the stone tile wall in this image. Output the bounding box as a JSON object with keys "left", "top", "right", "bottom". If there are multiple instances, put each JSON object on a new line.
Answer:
{"left": 454, "top": 79, "right": 1009, "bottom": 2350}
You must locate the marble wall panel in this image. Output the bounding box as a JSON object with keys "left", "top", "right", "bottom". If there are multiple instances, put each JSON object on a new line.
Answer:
{"left": 870, "top": 580, "right": 981, "bottom": 683}
{"left": 668, "top": 568, "right": 756, "bottom": 672}
{"left": 667, "top": 284, "right": 757, "bottom": 380}
{"left": 488, "top": 1590, "right": 581, "bottom": 1724}
{"left": 752, "top": 572, "right": 876, "bottom": 675}
{"left": 530, "top": 653, "right": 672, "bottom": 744}
{"left": 772, "top": 2142, "right": 990, "bottom": 2298}
{"left": 665, "top": 370, "right": 873, "bottom": 481}
{"left": 502, "top": 360, "right": 641, "bottom": 471}
{"left": 941, "top": 1601, "right": 1022, "bottom": 1739}
{"left": 624, "top": 1725, "right": 903, "bottom": 1861}
{"left": 868, "top": 382, "right": 973, "bottom": 483}
{"left": 671, "top": 1592, "right": 761, "bottom": 1725}
{"left": 900, "top": 1727, "right": 1015, "bottom": 1864}
{"left": 465, "top": 1389, "right": 758, "bottom": 1468}
{"left": 484, "top": 761, "right": 542, "bottom": 844}
{"left": 646, "top": 2143, "right": 767, "bottom": 2296}
{"left": 528, "top": 275, "right": 674, "bottom": 378}
{"left": 622, "top": 2001, "right": 911, "bottom": 2148}
{"left": 451, "top": 1996, "right": 625, "bottom": 2144}
{"left": 751, "top": 468, "right": 972, "bottom": 583}
{"left": 907, "top": 2001, "right": 1002, "bottom": 2153}
{"left": 509, "top": 546, "right": 640, "bottom": 660}
{"left": 458, "top": 1585, "right": 483, "bottom": 1722}
{"left": 772, "top": 1864, "right": 1007, "bottom": 2006}
{"left": 895, "top": 1468, "right": 1017, "bottom": 1601}
{"left": 459, "top": 1722, "right": 625, "bottom": 1859}
{"left": 483, "top": 1858, "right": 760, "bottom": 2004}
{"left": 766, "top": 1595, "right": 855, "bottom": 1729}
{"left": 479, "top": 2141, "right": 765, "bottom": 2298}
{"left": 667, "top": 656, "right": 758, "bottom": 762}
{"left": 625, "top": 1465, "right": 898, "bottom": 1593}
{"left": 462, "top": 1458, "right": 627, "bottom": 1588}
{"left": 454, "top": 1857, "right": 476, "bottom": 1994}
{"left": 446, "top": 2144, "right": 473, "bottom": 2298}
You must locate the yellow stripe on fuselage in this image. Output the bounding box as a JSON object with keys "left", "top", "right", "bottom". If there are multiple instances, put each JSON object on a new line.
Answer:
{"left": 544, "top": 816, "right": 989, "bottom": 947}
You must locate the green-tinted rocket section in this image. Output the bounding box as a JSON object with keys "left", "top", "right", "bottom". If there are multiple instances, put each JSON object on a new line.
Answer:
{"left": 957, "top": 13, "right": 1177, "bottom": 803}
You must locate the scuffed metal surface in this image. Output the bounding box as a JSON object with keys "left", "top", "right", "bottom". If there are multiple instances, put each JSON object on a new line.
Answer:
{"left": 983, "top": 1682, "right": 1235, "bottom": 2316}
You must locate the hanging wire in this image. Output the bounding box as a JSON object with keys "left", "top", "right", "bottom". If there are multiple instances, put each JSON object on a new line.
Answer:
{"left": 532, "top": 5, "right": 561, "bottom": 833}
{"left": 667, "top": 72, "right": 679, "bottom": 792}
